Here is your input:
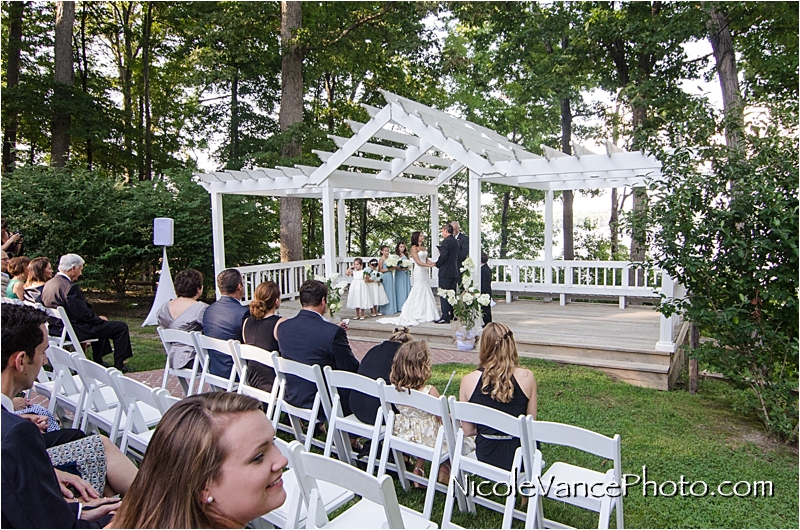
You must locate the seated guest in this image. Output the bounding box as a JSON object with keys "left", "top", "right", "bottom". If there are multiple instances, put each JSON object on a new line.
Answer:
{"left": 6, "top": 255, "right": 30, "bottom": 300}
{"left": 41, "top": 254, "right": 134, "bottom": 372}
{"left": 1, "top": 250, "right": 10, "bottom": 294}
{"left": 1, "top": 219, "right": 23, "bottom": 256}
{"left": 242, "top": 280, "right": 282, "bottom": 392}
{"left": 24, "top": 257, "right": 53, "bottom": 304}
{"left": 157, "top": 269, "right": 208, "bottom": 374}
{"left": 276, "top": 279, "right": 359, "bottom": 415}
{"left": 202, "top": 268, "right": 249, "bottom": 378}
{"left": 458, "top": 322, "right": 537, "bottom": 471}
{"left": 349, "top": 326, "right": 413, "bottom": 424}
{"left": 109, "top": 392, "right": 288, "bottom": 529}
{"left": 1, "top": 303, "right": 122, "bottom": 528}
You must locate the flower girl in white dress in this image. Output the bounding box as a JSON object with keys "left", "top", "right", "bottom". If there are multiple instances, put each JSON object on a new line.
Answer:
{"left": 367, "top": 259, "right": 390, "bottom": 316}
{"left": 346, "top": 258, "right": 373, "bottom": 319}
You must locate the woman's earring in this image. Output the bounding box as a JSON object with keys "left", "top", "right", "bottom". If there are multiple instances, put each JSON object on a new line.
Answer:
{"left": 206, "top": 496, "right": 214, "bottom": 504}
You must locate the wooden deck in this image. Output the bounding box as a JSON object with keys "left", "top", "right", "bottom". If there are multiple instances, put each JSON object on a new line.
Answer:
{"left": 277, "top": 297, "right": 688, "bottom": 390}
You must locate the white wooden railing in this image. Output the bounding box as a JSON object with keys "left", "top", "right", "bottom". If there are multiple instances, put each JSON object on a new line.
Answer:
{"left": 234, "top": 258, "right": 682, "bottom": 352}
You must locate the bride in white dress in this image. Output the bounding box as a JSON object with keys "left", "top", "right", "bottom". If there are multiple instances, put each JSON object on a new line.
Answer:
{"left": 377, "top": 231, "right": 441, "bottom": 326}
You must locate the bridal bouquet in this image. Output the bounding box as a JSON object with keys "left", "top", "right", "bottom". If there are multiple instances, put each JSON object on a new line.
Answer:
{"left": 306, "top": 266, "right": 348, "bottom": 319}
{"left": 437, "top": 257, "right": 491, "bottom": 332}
{"left": 384, "top": 255, "right": 400, "bottom": 269}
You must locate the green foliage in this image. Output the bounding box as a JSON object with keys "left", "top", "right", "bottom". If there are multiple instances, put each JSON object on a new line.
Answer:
{"left": 573, "top": 217, "right": 629, "bottom": 261}
{"left": 482, "top": 184, "right": 545, "bottom": 260}
{"left": 0, "top": 166, "right": 280, "bottom": 293}
{"left": 648, "top": 115, "right": 799, "bottom": 441}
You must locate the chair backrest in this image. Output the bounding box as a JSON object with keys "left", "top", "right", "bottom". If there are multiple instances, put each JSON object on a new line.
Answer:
{"left": 56, "top": 306, "right": 87, "bottom": 358}
{"left": 46, "top": 345, "right": 83, "bottom": 395}
{"left": 381, "top": 381, "right": 455, "bottom": 451}
{"left": 324, "top": 368, "right": 384, "bottom": 400}
{"left": 531, "top": 420, "right": 620, "bottom": 461}
{"left": 235, "top": 342, "right": 277, "bottom": 416}
{"left": 193, "top": 333, "right": 243, "bottom": 392}
{"left": 158, "top": 394, "right": 182, "bottom": 414}
{"left": 110, "top": 371, "right": 164, "bottom": 434}
{"left": 447, "top": 397, "right": 532, "bottom": 480}
{"left": 74, "top": 356, "right": 118, "bottom": 412}
{"left": 157, "top": 326, "right": 202, "bottom": 394}
{"left": 290, "top": 442, "right": 405, "bottom": 529}
{"left": 271, "top": 354, "right": 332, "bottom": 419}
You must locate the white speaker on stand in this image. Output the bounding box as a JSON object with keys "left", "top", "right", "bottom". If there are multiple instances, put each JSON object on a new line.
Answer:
{"left": 143, "top": 218, "right": 177, "bottom": 327}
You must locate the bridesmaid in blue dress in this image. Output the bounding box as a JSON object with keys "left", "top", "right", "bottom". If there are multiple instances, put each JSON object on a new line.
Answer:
{"left": 378, "top": 245, "right": 398, "bottom": 315}
{"left": 394, "top": 241, "right": 411, "bottom": 311}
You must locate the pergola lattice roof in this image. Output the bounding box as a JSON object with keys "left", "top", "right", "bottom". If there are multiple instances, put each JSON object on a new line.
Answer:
{"left": 195, "top": 89, "right": 662, "bottom": 198}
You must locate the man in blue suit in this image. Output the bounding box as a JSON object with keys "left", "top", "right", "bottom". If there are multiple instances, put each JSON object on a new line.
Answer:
{"left": 202, "top": 268, "right": 249, "bottom": 378}
{"left": 276, "top": 280, "right": 359, "bottom": 415}
{"left": 2, "top": 304, "right": 120, "bottom": 528}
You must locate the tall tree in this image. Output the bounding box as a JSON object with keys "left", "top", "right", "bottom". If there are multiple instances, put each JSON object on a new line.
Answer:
{"left": 51, "top": 0, "right": 74, "bottom": 167}
{"left": 279, "top": 1, "right": 303, "bottom": 262}
{"left": 2, "top": 0, "right": 24, "bottom": 173}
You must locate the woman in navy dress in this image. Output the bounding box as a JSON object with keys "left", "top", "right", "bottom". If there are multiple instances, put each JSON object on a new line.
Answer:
{"left": 393, "top": 241, "right": 411, "bottom": 311}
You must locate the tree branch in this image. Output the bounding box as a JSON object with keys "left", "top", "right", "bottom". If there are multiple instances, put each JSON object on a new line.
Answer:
{"left": 308, "top": 3, "right": 395, "bottom": 52}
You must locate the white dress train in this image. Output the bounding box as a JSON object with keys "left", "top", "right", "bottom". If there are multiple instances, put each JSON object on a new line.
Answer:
{"left": 377, "top": 251, "right": 440, "bottom": 326}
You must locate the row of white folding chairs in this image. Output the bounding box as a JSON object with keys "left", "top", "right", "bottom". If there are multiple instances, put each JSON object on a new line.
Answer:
{"left": 40, "top": 346, "right": 177, "bottom": 459}
{"left": 150, "top": 332, "right": 623, "bottom": 529}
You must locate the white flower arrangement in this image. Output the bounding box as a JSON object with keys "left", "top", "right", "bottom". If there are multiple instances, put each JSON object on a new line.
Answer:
{"left": 370, "top": 270, "right": 383, "bottom": 283}
{"left": 398, "top": 257, "right": 412, "bottom": 269}
{"left": 306, "top": 265, "right": 348, "bottom": 320}
{"left": 384, "top": 255, "right": 400, "bottom": 269}
{"left": 437, "top": 259, "right": 490, "bottom": 331}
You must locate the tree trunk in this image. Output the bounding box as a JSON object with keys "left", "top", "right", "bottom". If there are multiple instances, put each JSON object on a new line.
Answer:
{"left": 52, "top": 1, "right": 75, "bottom": 167}
{"left": 706, "top": 2, "right": 743, "bottom": 152}
{"left": 2, "top": 1, "right": 23, "bottom": 173}
{"left": 79, "top": 1, "right": 92, "bottom": 169}
{"left": 279, "top": 1, "right": 304, "bottom": 262}
{"left": 560, "top": 97, "right": 574, "bottom": 260}
{"left": 629, "top": 105, "right": 648, "bottom": 269}
{"left": 499, "top": 189, "right": 510, "bottom": 259}
{"left": 141, "top": 1, "right": 153, "bottom": 180}
{"left": 610, "top": 188, "right": 619, "bottom": 257}
{"left": 229, "top": 67, "right": 240, "bottom": 168}
{"left": 359, "top": 199, "right": 368, "bottom": 256}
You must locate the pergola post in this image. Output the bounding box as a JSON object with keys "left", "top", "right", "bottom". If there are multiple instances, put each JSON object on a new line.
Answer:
{"left": 337, "top": 197, "right": 347, "bottom": 273}
{"left": 322, "top": 183, "right": 337, "bottom": 278}
{"left": 430, "top": 193, "right": 439, "bottom": 260}
{"left": 544, "top": 190, "right": 554, "bottom": 302}
{"left": 210, "top": 191, "right": 225, "bottom": 300}
{"left": 468, "top": 170, "right": 481, "bottom": 281}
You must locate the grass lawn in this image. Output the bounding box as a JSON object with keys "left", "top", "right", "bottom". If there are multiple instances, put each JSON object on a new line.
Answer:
{"left": 98, "top": 297, "right": 798, "bottom": 529}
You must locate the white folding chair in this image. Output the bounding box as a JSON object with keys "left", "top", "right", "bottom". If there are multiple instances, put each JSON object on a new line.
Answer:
{"left": 193, "top": 334, "right": 242, "bottom": 392}
{"left": 377, "top": 382, "right": 457, "bottom": 521}
{"left": 45, "top": 346, "right": 89, "bottom": 428}
{"left": 529, "top": 420, "right": 623, "bottom": 529}
{"left": 157, "top": 393, "right": 182, "bottom": 413}
{"left": 323, "top": 367, "right": 387, "bottom": 474}
{"left": 157, "top": 327, "right": 202, "bottom": 396}
{"left": 291, "top": 442, "right": 438, "bottom": 529}
{"left": 73, "top": 356, "right": 124, "bottom": 441}
{"left": 271, "top": 353, "right": 339, "bottom": 454}
{"left": 55, "top": 306, "right": 97, "bottom": 358}
{"left": 251, "top": 438, "right": 354, "bottom": 529}
{"left": 112, "top": 372, "right": 170, "bottom": 459}
{"left": 443, "top": 398, "right": 533, "bottom": 529}
{"left": 234, "top": 342, "right": 278, "bottom": 420}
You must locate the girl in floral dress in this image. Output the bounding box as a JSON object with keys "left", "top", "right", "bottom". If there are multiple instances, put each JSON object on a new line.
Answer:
{"left": 389, "top": 340, "right": 449, "bottom": 486}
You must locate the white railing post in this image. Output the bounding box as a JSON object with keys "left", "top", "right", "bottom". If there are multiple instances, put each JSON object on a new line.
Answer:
{"left": 544, "top": 190, "right": 553, "bottom": 302}
{"left": 656, "top": 271, "right": 676, "bottom": 352}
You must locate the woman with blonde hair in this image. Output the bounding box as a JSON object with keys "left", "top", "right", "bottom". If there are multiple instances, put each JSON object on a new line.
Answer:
{"left": 349, "top": 326, "right": 413, "bottom": 424}
{"left": 458, "top": 322, "right": 537, "bottom": 471}
{"left": 242, "top": 280, "right": 282, "bottom": 391}
{"left": 109, "top": 392, "right": 288, "bottom": 529}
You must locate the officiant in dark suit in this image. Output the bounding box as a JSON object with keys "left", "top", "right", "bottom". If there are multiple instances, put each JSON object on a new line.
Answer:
{"left": 451, "top": 221, "right": 469, "bottom": 271}
{"left": 276, "top": 279, "right": 359, "bottom": 415}
{"left": 435, "top": 223, "right": 460, "bottom": 324}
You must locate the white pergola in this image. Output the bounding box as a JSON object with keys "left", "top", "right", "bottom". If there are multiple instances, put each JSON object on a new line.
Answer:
{"left": 195, "top": 89, "right": 663, "bottom": 285}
